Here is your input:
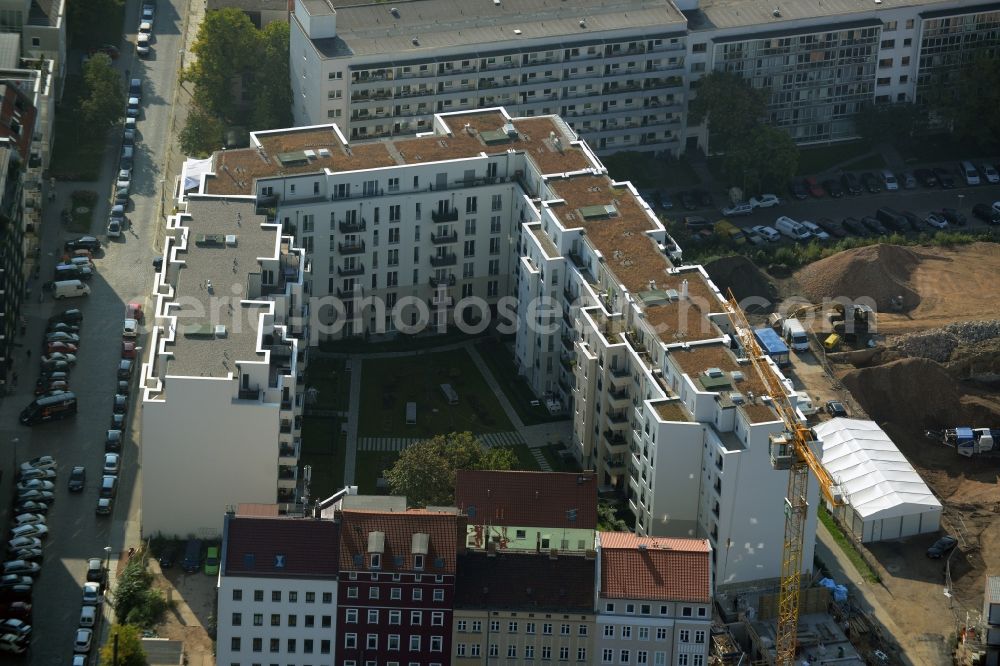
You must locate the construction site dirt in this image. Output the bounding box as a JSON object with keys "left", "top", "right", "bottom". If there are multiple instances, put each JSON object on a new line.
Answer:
{"left": 737, "top": 241, "right": 1000, "bottom": 664}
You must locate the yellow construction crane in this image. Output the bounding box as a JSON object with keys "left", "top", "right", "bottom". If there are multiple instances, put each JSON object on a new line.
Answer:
{"left": 724, "top": 290, "right": 843, "bottom": 665}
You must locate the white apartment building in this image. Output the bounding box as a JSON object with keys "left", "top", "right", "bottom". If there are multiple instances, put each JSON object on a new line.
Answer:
{"left": 0, "top": 0, "right": 67, "bottom": 92}
{"left": 595, "top": 533, "right": 712, "bottom": 666}
{"left": 139, "top": 196, "right": 307, "bottom": 538}
{"left": 288, "top": 0, "right": 998, "bottom": 153}
{"left": 184, "top": 105, "right": 815, "bottom": 584}
{"left": 216, "top": 510, "right": 340, "bottom": 666}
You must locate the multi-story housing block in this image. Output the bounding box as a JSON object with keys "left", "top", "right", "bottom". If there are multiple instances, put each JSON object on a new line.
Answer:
{"left": 0, "top": 0, "right": 66, "bottom": 92}
{"left": 139, "top": 196, "right": 307, "bottom": 537}
{"left": 454, "top": 470, "right": 597, "bottom": 555}
{"left": 216, "top": 507, "right": 341, "bottom": 666}
{"left": 453, "top": 551, "right": 597, "bottom": 665}
{"left": 206, "top": 0, "right": 290, "bottom": 29}
{"left": 290, "top": 0, "right": 689, "bottom": 153}
{"left": 595, "top": 532, "right": 712, "bottom": 666}
{"left": 337, "top": 507, "right": 463, "bottom": 665}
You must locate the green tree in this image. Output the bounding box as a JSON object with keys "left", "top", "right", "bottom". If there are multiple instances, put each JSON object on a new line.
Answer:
{"left": 99, "top": 624, "right": 147, "bottom": 666}
{"left": 249, "top": 20, "right": 293, "bottom": 130}
{"left": 724, "top": 125, "right": 799, "bottom": 193}
{"left": 80, "top": 54, "right": 125, "bottom": 130}
{"left": 930, "top": 51, "right": 1000, "bottom": 145}
{"left": 181, "top": 8, "right": 261, "bottom": 121}
{"left": 688, "top": 70, "right": 768, "bottom": 153}
{"left": 67, "top": 0, "right": 123, "bottom": 49}
{"left": 855, "top": 102, "right": 929, "bottom": 145}
{"left": 180, "top": 105, "right": 226, "bottom": 157}
{"left": 385, "top": 432, "right": 516, "bottom": 506}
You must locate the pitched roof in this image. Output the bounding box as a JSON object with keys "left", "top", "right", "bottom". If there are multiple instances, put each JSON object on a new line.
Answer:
{"left": 455, "top": 470, "right": 598, "bottom": 529}
{"left": 598, "top": 532, "right": 711, "bottom": 603}
{"left": 339, "top": 510, "right": 462, "bottom": 574}
{"left": 223, "top": 515, "right": 340, "bottom": 579}
{"left": 455, "top": 551, "right": 595, "bottom": 612}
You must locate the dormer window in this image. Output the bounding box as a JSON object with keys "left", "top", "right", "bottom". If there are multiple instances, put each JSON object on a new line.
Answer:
{"left": 414, "top": 554, "right": 425, "bottom": 571}
{"left": 370, "top": 553, "right": 381, "bottom": 570}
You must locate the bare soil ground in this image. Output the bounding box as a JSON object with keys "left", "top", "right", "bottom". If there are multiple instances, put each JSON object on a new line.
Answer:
{"left": 151, "top": 560, "right": 216, "bottom": 665}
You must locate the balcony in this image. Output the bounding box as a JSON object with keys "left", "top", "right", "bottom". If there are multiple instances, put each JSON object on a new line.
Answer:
{"left": 338, "top": 219, "right": 366, "bottom": 233}
{"left": 603, "top": 429, "right": 628, "bottom": 451}
{"left": 280, "top": 421, "right": 292, "bottom": 434}
{"left": 561, "top": 334, "right": 574, "bottom": 352}
{"left": 429, "top": 274, "right": 456, "bottom": 288}
{"left": 338, "top": 240, "right": 366, "bottom": 255}
{"left": 336, "top": 287, "right": 360, "bottom": 299}
{"left": 430, "top": 253, "right": 457, "bottom": 267}
{"left": 608, "top": 387, "right": 629, "bottom": 407}
{"left": 609, "top": 365, "right": 629, "bottom": 385}
{"left": 277, "top": 465, "right": 298, "bottom": 490}
{"left": 608, "top": 410, "right": 628, "bottom": 426}
{"left": 337, "top": 264, "right": 365, "bottom": 276}
{"left": 431, "top": 231, "right": 458, "bottom": 244}
{"left": 279, "top": 440, "right": 300, "bottom": 466}
{"left": 431, "top": 293, "right": 454, "bottom": 307}
{"left": 431, "top": 208, "right": 459, "bottom": 223}
{"left": 602, "top": 453, "right": 627, "bottom": 470}
{"left": 237, "top": 386, "right": 260, "bottom": 401}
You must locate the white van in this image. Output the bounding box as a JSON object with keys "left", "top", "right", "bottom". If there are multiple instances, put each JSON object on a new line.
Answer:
{"left": 79, "top": 605, "right": 98, "bottom": 627}
{"left": 774, "top": 216, "right": 811, "bottom": 241}
{"left": 53, "top": 280, "right": 90, "bottom": 299}
{"left": 880, "top": 169, "right": 899, "bottom": 191}
{"left": 959, "top": 161, "right": 981, "bottom": 186}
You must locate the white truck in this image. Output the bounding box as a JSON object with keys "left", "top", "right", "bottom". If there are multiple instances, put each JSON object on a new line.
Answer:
{"left": 782, "top": 318, "right": 810, "bottom": 352}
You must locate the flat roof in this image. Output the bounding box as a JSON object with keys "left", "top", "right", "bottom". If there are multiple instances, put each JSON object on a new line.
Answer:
{"left": 161, "top": 198, "right": 281, "bottom": 378}
{"left": 203, "top": 111, "right": 590, "bottom": 196}
{"left": 667, "top": 341, "right": 778, "bottom": 424}
{"left": 689, "top": 0, "right": 959, "bottom": 31}
{"left": 310, "top": 0, "right": 686, "bottom": 59}
{"left": 652, "top": 399, "right": 691, "bottom": 423}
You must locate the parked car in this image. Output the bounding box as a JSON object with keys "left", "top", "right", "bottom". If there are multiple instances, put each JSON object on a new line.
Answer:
{"left": 10, "top": 513, "right": 45, "bottom": 527}
{"left": 68, "top": 466, "right": 86, "bottom": 492}
{"left": 116, "top": 170, "right": 131, "bottom": 189}
{"left": 123, "top": 318, "right": 139, "bottom": 338}
{"left": 839, "top": 172, "right": 862, "bottom": 195}
{"left": 0, "top": 601, "right": 32, "bottom": 621}
{"left": 81, "top": 582, "right": 101, "bottom": 606}
{"left": 926, "top": 535, "right": 958, "bottom": 559}
{"left": 860, "top": 172, "right": 881, "bottom": 193}
{"left": 721, "top": 202, "right": 754, "bottom": 217}
{"left": 933, "top": 166, "right": 956, "bottom": 188}
{"left": 40, "top": 352, "right": 77, "bottom": 365}
{"left": 105, "top": 430, "right": 122, "bottom": 452}
{"left": 0, "top": 619, "right": 30, "bottom": 638}
{"left": 749, "top": 193, "right": 780, "bottom": 209}
{"left": 44, "top": 331, "right": 80, "bottom": 344}
{"left": 21, "top": 456, "right": 56, "bottom": 472}
{"left": 914, "top": 168, "right": 937, "bottom": 187}
{"left": 744, "top": 228, "right": 766, "bottom": 245}
{"left": 12, "top": 501, "right": 47, "bottom": 516}
{"left": 86, "top": 558, "right": 106, "bottom": 585}
{"left": 96, "top": 497, "right": 113, "bottom": 515}
{"left": 14, "top": 490, "right": 54, "bottom": 504}
{"left": 44, "top": 341, "right": 78, "bottom": 355}
{"left": 74, "top": 628, "right": 93, "bottom": 653}
{"left": 14, "top": 480, "right": 54, "bottom": 495}
{"left": 979, "top": 164, "right": 1000, "bottom": 184}
{"left": 136, "top": 32, "right": 150, "bottom": 57}
{"left": 899, "top": 171, "right": 917, "bottom": 189}
{"left": 802, "top": 176, "right": 825, "bottom": 198}
{"left": 107, "top": 218, "right": 123, "bottom": 238}
{"left": 17, "top": 467, "right": 55, "bottom": 482}
{"left": 152, "top": 256, "right": 164, "bottom": 271}
{"left": 0, "top": 633, "right": 27, "bottom": 655}
{"left": 860, "top": 216, "right": 887, "bottom": 235}
{"left": 158, "top": 547, "right": 176, "bottom": 569}
{"left": 841, "top": 217, "right": 868, "bottom": 236}
{"left": 825, "top": 401, "right": 848, "bottom": 418}
{"left": 677, "top": 190, "right": 697, "bottom": 211}
{"left": 10, "top": 548, "right": 42, "bottom": 563}
{"left": 972, "top": 202, "right": 1000, "bottom": 225}
{"left": 925, "top": 212, "right": 949, "bottom": 229}
{"left": 939, "top": 208, "right": 967, "bottom": 226}
{"left": 821, "top": 179, "right": 844, "bottom": 198}
{"left": 34, "top": 380, "right": 69, "bottom": 396}
{"left": 64, "top": 236, "right": 101, "bottom": 252}
{"left": 141, "top": 3, "right": 155, "bottom": 24}
{"left": 788, "top": 180, "right": 808, "bottom": 200}
{"left": 204, "top": 546, "right": 220, "bottom": 575}
{"left": 118, "top": 359, "right": 134, "bottom": 380}
{"left": 682, "top": 215, "right": 711, "bottom": 232}
{"left": 2, "top": 560, "right": 41, "bottom": 577}
{"left": 122, "top": 340, "right": 137, "bottom": 359}
{"left": 49, "top": 308, "right": 83, "bottom": 325}
{"left": 815, "top": 218, "right": 846, "bottom": 239}
{"left": 6, "top": 538, "right": 40, "bottom": 554}
{"left": 750, "top": 225, "right": 780, "bottom": 242}
{"left": 880, "top": 169, "right": 899, "bottom": 191}
{"left": 900, "top": 210, "right": 923, "bottom": 231}
{"left": 103, "top": 453, "right": 121, "bottom": 475}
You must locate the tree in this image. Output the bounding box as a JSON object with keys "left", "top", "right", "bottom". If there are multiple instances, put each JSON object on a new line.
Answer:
{"left": 249, "top": 20, "right": 293, "bottom": 130}
{"left": 80, "top": 54, "right": 125, "bottom": 130}
{"left": 99, "top": 624, "right": 147, "bottom": 666}
{"left": 929, "top": 51, "right": 1000, "bottom": 145}
{"left": 385, "top": 432, "right": 516, "bottom": 506}
{"left": 688, "top": 70, "right": 768, "bottom": 153}
{"left": 181, "top": 8, "right": 261, "bottom": 121}
{"left": 855, "top": 102, "right": 929, "bottom": 145}
{"left": 724, "top": 125, "right": 799, "bottom": 193}
{"left": 180, "top": 105, "right": 226, "bottom": 157}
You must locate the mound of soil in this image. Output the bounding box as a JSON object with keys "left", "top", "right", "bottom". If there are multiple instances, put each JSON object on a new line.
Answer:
{"left": 841, "top": 357, "right": 963, "bottom": 432}
{"left": 704, "top": 255, "right": 777, "bottom": 311}
{"left": 795, "top": 244, "right": 923, "bottom": 311}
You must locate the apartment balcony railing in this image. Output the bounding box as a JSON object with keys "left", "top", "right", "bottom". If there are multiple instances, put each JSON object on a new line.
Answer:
{"left": 431, "top": 231, "right": 458, "bottom": 244}
{"left": 338, "top": 240, "right": 366, "bottom": 255}
{"left": 336, "top": 287, "right": 360, "bottom": 299}
{"left": 608, "top": 410, "right": 628, "bottom": 425}
{"left": 429, "top": 275, "right": 456, "bottom": 288}
{"left": 280, "top": 421, "right": 292, "bottom": 434}
{"left": 603, "top": 429, "right": 628, "bottom": 449}
{"left": 561, "top": 335, "right": 574, "bottom": 352}
{"left": 338, "top": 219, "right": 366, "bottom": 233}
{"left": 337, "top": 264, "right": 365, "bottom": 276}
{"left": 431, "top": 208, "right": 460, "bottom": 223}
{"left": 237, "top": 386, "right": 260, "bottom": 401}
{"left": 430, "top": 253, "right": 457, "bottom": 267}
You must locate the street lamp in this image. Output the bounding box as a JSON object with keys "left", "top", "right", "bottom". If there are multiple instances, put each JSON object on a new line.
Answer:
{"left": 104, "top": 545, "right": 112, "bottom": 576}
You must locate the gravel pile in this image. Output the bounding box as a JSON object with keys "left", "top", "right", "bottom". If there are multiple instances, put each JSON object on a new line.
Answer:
{"left": 889, "top": 320, "right": 1000, "bottom": 362}
{"left": 795, "top": 244, "right": 923, "bottom": 311}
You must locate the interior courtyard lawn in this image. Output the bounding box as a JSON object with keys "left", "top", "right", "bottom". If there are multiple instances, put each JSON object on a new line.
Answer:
{"left": 298, "top": 417, "right": 346, "bottom": 500}
{"left": 358, "top": 348, "right": 513, "bottom": 438}
{"left": 304, "top": 357, "right": 351, "bottom": 412}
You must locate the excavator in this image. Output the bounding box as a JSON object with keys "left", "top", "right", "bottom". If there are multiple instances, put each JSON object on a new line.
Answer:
{"left": 784, "top": 302, "right": 876, "bottom": 346}
{"left": 725, "top": 290, "right": 845, "bottom": 665}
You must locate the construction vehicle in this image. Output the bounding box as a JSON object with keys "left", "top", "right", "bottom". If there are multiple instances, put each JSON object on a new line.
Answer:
{"left": 724, "top": 289, "right": 844, "bottom": 666}
{"left": 927, "top": 427, "right": 1000, "bottom": 457}
{"left": 829, "top": 303, "right": 875, "bottom": 343}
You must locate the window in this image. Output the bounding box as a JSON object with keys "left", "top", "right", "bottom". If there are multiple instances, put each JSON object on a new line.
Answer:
{"left": 541, "top": 647, "right": 551, "bottom": 660}
{"left": 578, "top": 625, "right": 588, "bottom": 636}
{"left": 409, "top": 636, "right": 421, "bottom": 651}
{"left": 525, "top": 645, "right": 535, "bottom": 659}
{"left": 577, "top": 648, "right": 587, "bottom": 662}
{"left": 489, "top": 644, "right": 499, "bottom": 657}
{"left": 233, "top": 589, "right": 243, "bottom": 601}
{"left": 603, "top": 648, "right": 613, "bottom": 663}
{"left": 457, "top": 642, "right": 466, "bottom": 656}
{"left": 432, "top": 612, "right": 444, "bottom": 626}
{"left": 390, "top": 610, "right": 401, "bottom": 625}
{"left": 693, "top": 657, "right": 704, "bottom": 666}
{"left": 305, "top": 592, "right": 315, "bottom": 603}
{"left": 471, "top": 644, "right": 482, "bottom": 657}
{"left": 412, "top": 588, "right": 423, "bottom": 601}
{"left": 905, "top": 18, "right": 913, "bottom": 28}
{"left": 369, "top": 587, "right": 380, "bottom": 600}
{"left": 682, "top": 607, "right": 692, "bottom": 617}
{"left": 271, "top": 590, "right": 281, "bottom": 602}
{"left": 901, "top": 56, "right": 910, "bottom": 66}
{"left": 391, "top": 587, "right": 402, "bottom": 600}
{"left": 679, "top": 629, "right": 690, "bottom": 643}
{"left": 655, "top": 652, "right": 666, "bottom": 666}
{"left": 433, "top": 589, "right": 444, "bottom": 602}
{"left": 231, "top": 613, "right": 242, "bottom": 626}
{"left": 388, "top": 634, "right": 401, "bottom": 651}
{"left": 560, "top": 646, "right": 569, "bottom": 660}
{"left": 304, "top": 638, "right": 313, "bottom": 654}
{"left": 491, "top": 194, "right": 502, "bottom": 211}
{"left": 287, "top": 638, "right": 296, "bottom": 653}
{"left": 466, "top": 196, "right": 477, "bottom": 213}
{"left": 640, "top": 604, "right": 651, "bottom": 615}
{"left": 321, "top": 640, "right": 330, "bottom": 655}
{"left": 345, "top": 634, "right": 358, "bottom": 649}
{"left": 368, "top": 610, "right": 380, "bottom": 624}
{"left": 305, "top": 615, "right": 315, "bottom": 627}
{"left": 637, "top": 651, "right": 648, "bottom": 664}
{"left": 489, "top": 237, "right": 501, "bottom": 254}
{"left": 656, "top": 628, "right": 667, "bottom": 640}
{"left": 345, "top": 609, "right": 358, "bottom": 624}
{"left": 490, "top": 620, "right": 501, "bottom": 632}
{"left": 367, "top": 634, "right": 378, "bottom": 650}
{"left": 464, "top": 240, "right": 475, "bottom": 257}
{"left": 253, "top": 614, "right": 263, "bottom": 627}
{"left": 323, "top": 592, "right": 333, "bottom": 604}
{"left": 620, "top": 650, "right": 631, "bottom": 663}
{"left": 604, "top": 625, "right": 615, "bottom": 638}
{"left": 322, "top": 615, "right": 332, "bottom": 628}
{"left": 698, "top": 608, "right": 707, "bottom": 618}
{"left": 289, "top": 591, "right": 298, "bottom": 603}
{"left": 626, "top": 604, "right": 635, "bottom": 614}
{"left": 542, "top": 623, "right": 552, "bottom": 635}
{"left": 622, "top": 626, "right": 632, "bottom": 639}
{"left": 411, "top": 611, "right": 423, "bottom": 625}
{"left": 508, "top": 621, "right": 519, "bottom": 633}
{"left": 508, "top": 645, "right": 518, "bottom": 658}
{"left": 639, "top": 627, "right": 649, "bottom": 640}
{"left": 490, "top": 216, "right": 501, "bottom": 234}
{"left": 695, "top": 630, "right": 706, "bottom": 644}
{"left": 465, "top": 219, "right": 476, "bottom": 235}
{"left": 231, "top": 637, "right": 241, "bottom": 652}
{"left": 254, "top": 590, "right": 264, "bottom": 602}
{"left": 269, "top": 638, "right": 279, "bottom": 653}
{"left": 252, "top": 638, "right": 262, "bottom": 653}
{"left": 270, "top": 613, "right": 280, "bottom": 626}
{"left": 526, "top": 622, "right": 535, "bottom": 634}
{"left": 431, "top": 636, "right": 443, "bottom": 652}
{"left": 884, "top": 19, "right": 897, "bottom": 31}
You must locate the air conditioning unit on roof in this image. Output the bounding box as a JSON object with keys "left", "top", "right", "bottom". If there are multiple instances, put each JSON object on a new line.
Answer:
{"left": 225, "top": 234, "right": 237, "bottom": 246}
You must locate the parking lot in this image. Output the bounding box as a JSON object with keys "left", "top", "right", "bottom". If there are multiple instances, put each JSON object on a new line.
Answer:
{"left": 0, "top": 0, "right": 187, "bottom": 661}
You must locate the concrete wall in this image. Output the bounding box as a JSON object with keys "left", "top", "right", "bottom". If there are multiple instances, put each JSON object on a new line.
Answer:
{"left": 141, "top": 376, "right": 279, "bottom": 538}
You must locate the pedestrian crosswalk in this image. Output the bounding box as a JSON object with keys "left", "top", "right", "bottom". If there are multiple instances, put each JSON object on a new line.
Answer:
{"left": 359, "top": 431, "right": 528, "bottom": 452}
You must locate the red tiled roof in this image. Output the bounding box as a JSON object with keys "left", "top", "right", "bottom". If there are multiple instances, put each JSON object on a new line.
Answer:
{"left": 598, "top": 532, "right": 711, "bottom": 603}
{"left": 236, "top": 503, "right": 280, "bottom": 517}
{"left": 223, "top": 515, "right": 340, "bottom": 578}
{"left": 455, "top": 551, "right": 595, "bottom": 611}
{"left": 455, "top": 470, "right": 597, "bottom": 529}
{"left": 339, "top": 509, "right": 462, "bottom": 574}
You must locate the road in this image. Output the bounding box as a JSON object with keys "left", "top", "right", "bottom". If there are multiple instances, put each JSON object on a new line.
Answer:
{"left": 0, "top": 0, "right": 188, "bottom": 662}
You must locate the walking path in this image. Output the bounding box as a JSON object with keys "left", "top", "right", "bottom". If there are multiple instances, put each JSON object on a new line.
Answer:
{"left": 342, "top": 357, "right": 362, "bottom": 485}
{"left": 359, "top": 431, "right": 528, "bottom": 452}
{"left": 466, "top": 341, "right": 525, "bottom": 430}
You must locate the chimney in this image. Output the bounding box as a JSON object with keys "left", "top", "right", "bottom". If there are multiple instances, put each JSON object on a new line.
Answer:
{"left": 680, "top": 279, "right": 688, "bottom": 300}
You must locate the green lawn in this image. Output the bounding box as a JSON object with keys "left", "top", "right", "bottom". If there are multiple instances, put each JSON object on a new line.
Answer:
{"left": 509, "top": 443, "right": 541, "bottom": 471}
{"left": 601, "top": 152, "right": 701, "bottom": 189}
{"left": 474, "top": 338, "right": 570, "bottom": 426}
{"left": 541, "top": 444, "right": 581, "bottom": 472}
{"left": 318, "top": 327, "right": 487, "bottom": 354}
{"left": 819, "top": 505, "right": 880, "bottom": 583}
{"left": 51, "top": 78, "right": 108, "bottom": 181}
{"left": 796, "top": 141, "right": 873, "bottom": 175}
{"left": 897, "top": 134, "right": 1000, "bottom": 164}
{"left": 840, "top": 153, "right": 887, "bottom": 171}
{"left": 355, "top": 451, "right": 399, "bottom": 495}
{"left": 359, "top": 348, "right": 513, "bottom": 437}
{"left": 299, "top": 417, "right": 345, "bottom": 500}
{"left": 304, "top": 357, "right": 351, "bottom": 412}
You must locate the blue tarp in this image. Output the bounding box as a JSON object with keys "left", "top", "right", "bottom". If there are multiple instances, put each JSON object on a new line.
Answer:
{"left": 754, "top": 327, "right": 790, "bottom": 365}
